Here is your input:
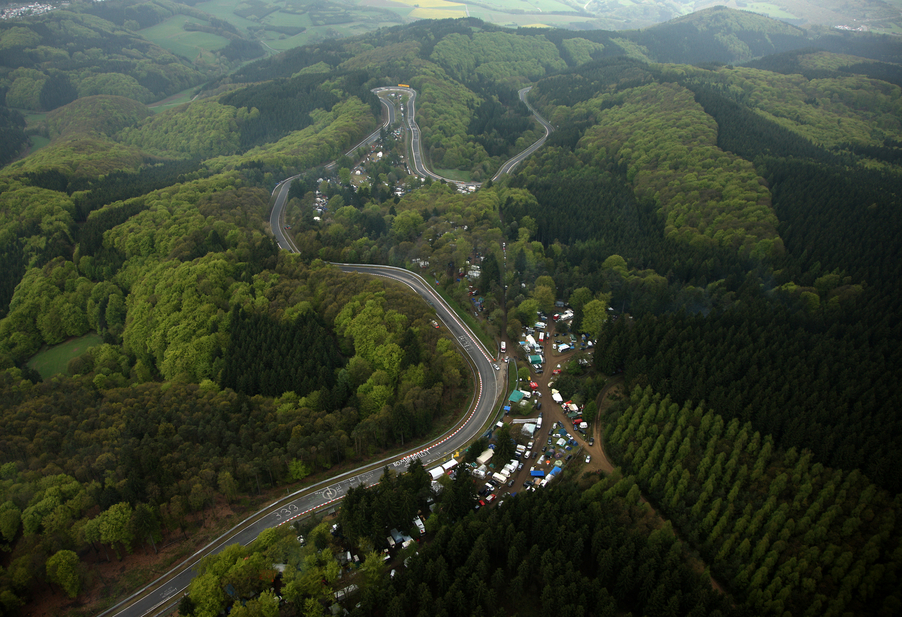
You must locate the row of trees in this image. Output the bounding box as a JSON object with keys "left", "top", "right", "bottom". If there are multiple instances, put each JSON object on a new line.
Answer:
{"left": 605, "top": 386, "right": 901, "bottom": 616}
{"left": 595, "top": 296, "right": 902, "bottom": 493}
{"left": 364, "top": 473, "right": 739, "bottom": 617}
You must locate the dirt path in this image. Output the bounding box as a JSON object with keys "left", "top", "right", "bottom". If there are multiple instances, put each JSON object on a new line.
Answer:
{"left": 586, "top": 376, "right": 624, "bottom": 475}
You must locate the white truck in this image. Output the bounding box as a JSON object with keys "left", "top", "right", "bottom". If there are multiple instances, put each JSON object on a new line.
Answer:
{"left": 412, "top": 517, "right": 426, "bottom": 535}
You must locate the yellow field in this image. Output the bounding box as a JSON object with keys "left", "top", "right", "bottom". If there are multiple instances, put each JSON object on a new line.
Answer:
{"left": 410, "top": 6, "right": 467, "bottom": 18}
{"left": 393, "top": 0, "right": 463, "bottom": 7}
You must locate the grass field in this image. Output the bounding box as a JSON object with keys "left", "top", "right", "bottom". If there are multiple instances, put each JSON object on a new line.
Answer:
{"left": 434, "top": 167, "right": 472, "bottom": 182}
{"left": 746, "top": 3, "right": 797, "bottom": 19}
{"left": 195, "top": 0, "right": 263, "bottom": 30}
{"left": 28, "top": 332, "right": 103, "bottom": 379}
{"left": 148, "top": 85, "right": 199, "bottom": 111}
{"left": 141, "top": 16, "right": 230, "bottom": 59}
{"left": 410, "top": 7, "right": 468, "bottom": 18}
{"left": 27, "top": 135, "right": 50, "bottom": 153}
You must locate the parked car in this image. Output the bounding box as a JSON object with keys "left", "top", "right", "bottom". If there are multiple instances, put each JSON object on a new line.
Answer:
{"left": 585, "top": 455, "right": 591, "bottom": 463}
{"left": 588, "top": 437, "right": 595, "bottom": 446}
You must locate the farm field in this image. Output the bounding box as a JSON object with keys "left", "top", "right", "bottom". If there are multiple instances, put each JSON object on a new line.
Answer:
{"left": 140, "top": 15, "right": 230, "bottom": 59}
{"left": 194, "top": 0, "right": 406, "bottom": 49}
{"left": 27, "top": 332, "right": 103, "bottom": 380}
{"left": 130, "top": 0, "right": 902, "bottom": 45}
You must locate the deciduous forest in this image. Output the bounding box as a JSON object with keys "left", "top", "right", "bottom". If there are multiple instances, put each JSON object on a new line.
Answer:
{"left": 1, "top": 3, "right": 901, "bottom": 616}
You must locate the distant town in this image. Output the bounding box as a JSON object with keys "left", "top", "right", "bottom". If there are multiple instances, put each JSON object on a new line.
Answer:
{"left": 0, "top": 1, "right": 69, "bottom": 21}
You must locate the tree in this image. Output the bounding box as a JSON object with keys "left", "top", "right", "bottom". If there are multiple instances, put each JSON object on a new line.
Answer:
{"left": 0, "top": 501, "right": 21, "bottom": 543}
{"left": 466, "top": 437, "right": 489, "bottom": 463}
{"left": 218, "top": 471, "right": 239, "bottom": 503}
{"left": 289, "top": 460, "right": 312, "bottom": 482}
{"left": 359, "top": 550, "right": 386, "bottom": 592}
{"left": 188, "top": 571, "right": 228, "bottom": 617}
{"left": 582, "top": 297, "right": 610, "bottom": 341}
{"left": 517, "top": 298, "right": 539, "bottom": 325}
{"left": 46, "top": 550, "right": 80, "bottom": 598}
{"left": 178, "top": 594, "right": 196, "bottom": 616}
{"left": 494, "top": 423, "right": 516, "bottom": 462}
{"left": 569, "top": 287, "right": 593, "bottom": 312}
{"left": 97, "top": 502, "right": 134, "bottom": 560}
{"left": 506, "top": 318, "right": 522, "bottom": 340}
{"left": 479, "top": 253, "right": 501, "bottom": 293}
{"left": 532, "top": 285, "right": 555, "bottom": 315}
{"left": 131, "top": 503, "right": 162, "bottom": 554}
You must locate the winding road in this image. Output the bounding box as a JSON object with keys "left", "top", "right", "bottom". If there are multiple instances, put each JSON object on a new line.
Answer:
{"left": 492, "top": 87, "right": 553, "bottom": 180}
{"left": 102, "top": 84, "right": 550, "bottom": 617}
{"left": 368, "top": 85, "right": 552, "bottom": 187}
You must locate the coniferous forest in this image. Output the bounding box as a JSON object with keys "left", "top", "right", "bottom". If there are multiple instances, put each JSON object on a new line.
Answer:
{"left": 1, "top": 3, "right": 902, "bottom": 616}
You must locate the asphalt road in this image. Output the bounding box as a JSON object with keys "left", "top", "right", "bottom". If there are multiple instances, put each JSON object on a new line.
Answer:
{"left": 372, "top": 86, "right": 442, "bottom": 181}
{"left": 369, "top": 86, "right": 553, "bottom": 186}
{"left": 102, "top": 81, "right": 551, "bottom": 617}
{"left": 107, "top": 168, "right": 502, "bottom": 617}
{"left": 491, "top": 87, "right": 554, "bottom": 180}
{"left": 103, "top": 268, "right": 500, "bottom": 617}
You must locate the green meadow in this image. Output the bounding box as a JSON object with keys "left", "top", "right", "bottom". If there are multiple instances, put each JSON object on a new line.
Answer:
{"left": 28, "top": 332, "right": 104, "bottom": 379}
{"left": 140, "top": 16, "right": 230, "bottom": 59}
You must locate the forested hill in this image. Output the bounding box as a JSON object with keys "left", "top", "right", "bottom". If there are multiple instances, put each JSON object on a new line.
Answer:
{"left": 1, "top": 7, "right": 902, "bottom": 616}
{"left": 520, "top": 53, "right": 902, "bottom": 493}
{"left": 0, "top": 1, "right": 264, "bottom": 112}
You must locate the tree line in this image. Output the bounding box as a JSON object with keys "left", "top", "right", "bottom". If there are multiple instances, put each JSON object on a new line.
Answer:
{"left": 364, "top": 471, "right": 740, "bottom": 617}
{"left": 604, "top": 386, "right": 901, "bottom": 616}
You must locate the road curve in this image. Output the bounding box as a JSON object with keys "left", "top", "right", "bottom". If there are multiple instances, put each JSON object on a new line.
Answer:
{"left": 102, "top": 81, "right": 550, "bottom": 617}
{"left": 491, "top": 87, "right": 553, "bottom": 181}
{"left": 100, "top": 263, "right": 501, "bottom": 617}
{"left": 371, "top": 87, "right": 441, "bottom": 181}
{"left": 370, "top": 85, "right": 552, "bottom": 187}
{"left": 105, "top": 179, "right": 502, "bottom": 617}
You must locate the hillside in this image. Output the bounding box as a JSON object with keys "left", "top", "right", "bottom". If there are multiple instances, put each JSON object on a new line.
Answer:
{"left": 0, "top": 10, "right": 211, "bottom": 111}
{"left": 0, "top": 9, "right": 901, "bottom": 617}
